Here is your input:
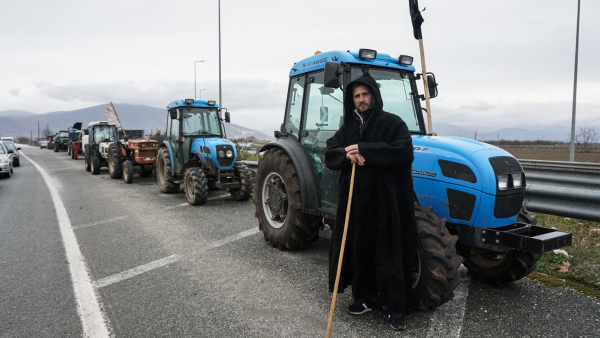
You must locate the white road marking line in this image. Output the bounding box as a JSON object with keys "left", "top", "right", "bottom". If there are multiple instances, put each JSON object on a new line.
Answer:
{"left": 22, "top": 153, "right": 111, "bottom": 337}
{"left": 73, "top": 216, "right": 129, "bottom": 230}
{"left": 95, "top": 227, "right": 260, "bottom": 289}
{"left": 426, "top": 267, "right": 470, "bottom": 338}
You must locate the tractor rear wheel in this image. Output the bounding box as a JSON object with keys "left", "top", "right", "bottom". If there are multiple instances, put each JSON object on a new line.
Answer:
{"left": 184, "top": 167, "right": 208, "bottom": 205}
{"left": 253, "top": 148, "right": 321, "bottom": 250}
{"left": 123, "top": 160, "right": 133, "bottom": 184}
{"left": 157, "top": 148, "right": 180, "bottom": 193}
{"left": 84, "top": 144, "right": 92, "bottom": 172}
{"left": 410, "top": 206, "right": 463, "bottom": 311}
{"left": 463, "top": 250, "right": 540, "bottom": 285}
{"left": 108, "top": 143, "right": 123, "bottom": 179}
{"left": 91, "top": 156, "right": 101, "bottom": 175}
{"left": 230, "top": 163, "right": 253, "bottom": 201}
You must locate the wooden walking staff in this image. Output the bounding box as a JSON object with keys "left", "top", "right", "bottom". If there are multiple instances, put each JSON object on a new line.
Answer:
{"left": 326, "top": 162, "right": 361, "bottom": 338}
{"left": 410, "top": 0, "right": 434, "bottom": 134}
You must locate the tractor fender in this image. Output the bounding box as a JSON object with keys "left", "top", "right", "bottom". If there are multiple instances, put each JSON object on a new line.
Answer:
{"left": 259, "top": 137, "right": 319, "bottom": 216}
{"left": 161, "top": 141, "right": 176, "bottom": 174}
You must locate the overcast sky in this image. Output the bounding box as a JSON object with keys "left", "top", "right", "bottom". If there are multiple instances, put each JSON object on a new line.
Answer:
{"left": 1, "top": 0, "right": 599, "bottom": 136}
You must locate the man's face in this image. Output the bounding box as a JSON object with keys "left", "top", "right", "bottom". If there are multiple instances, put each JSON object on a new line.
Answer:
{"left": 353, "top": 85, "right": 372, "bottom": 114}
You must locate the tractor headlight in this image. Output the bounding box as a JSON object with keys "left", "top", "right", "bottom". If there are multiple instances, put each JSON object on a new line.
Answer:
{"left": 218, "top": 150, "right": 225, "bottom": 158}
{"left": 226, "top": 150, "right": 233, "bottom": 158}
{"left": 512, "top": 172, "right": 523, "bottom": 188}
{"left": 497, "top": 174, "right": 510, "bottom": 190}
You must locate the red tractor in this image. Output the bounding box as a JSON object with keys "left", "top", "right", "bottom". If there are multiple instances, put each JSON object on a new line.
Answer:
{"left": 107, "top": 137, "right": 158, "bottom": 183}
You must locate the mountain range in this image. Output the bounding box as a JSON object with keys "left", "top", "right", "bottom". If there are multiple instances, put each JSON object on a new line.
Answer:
{"left": 0, "top": 104, "right": 273, "bottom": 141}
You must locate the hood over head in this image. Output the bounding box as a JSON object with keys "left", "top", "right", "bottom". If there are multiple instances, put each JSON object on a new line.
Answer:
{"left": 343, "top": 72, "right": 384, "bottom": 124}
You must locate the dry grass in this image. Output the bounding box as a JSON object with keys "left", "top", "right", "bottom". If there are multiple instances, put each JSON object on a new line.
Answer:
{"left": 501, "top": 147, "right": 600, "bottom": 163}
{"left": 533, "top": 213, "right": 600, "bottom": 291}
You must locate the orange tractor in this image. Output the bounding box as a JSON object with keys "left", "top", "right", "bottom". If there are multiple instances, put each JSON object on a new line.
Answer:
{"left": 107, "top": 137, "right": 158, "bottom": 183}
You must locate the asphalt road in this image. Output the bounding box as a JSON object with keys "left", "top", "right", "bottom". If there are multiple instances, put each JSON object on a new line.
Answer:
{"left": 1, "top": 146, "right": 599, "bottom": 337}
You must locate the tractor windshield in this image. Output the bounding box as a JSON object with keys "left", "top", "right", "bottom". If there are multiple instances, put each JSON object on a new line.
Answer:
{"left": 58, "top": 131, "right": 69, "bottom": 138}
{"left": 350, "top": 68, "right": 422, "bottom": 133}
{"left": 182, "top": 108, "right": 221, "bottom": 137}
{"left": 93, "top": 126, "right": 117, "bottom": 143}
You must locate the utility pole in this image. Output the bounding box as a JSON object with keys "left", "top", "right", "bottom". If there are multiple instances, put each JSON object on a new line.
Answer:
{"left": 569, "top": 0, "right": 581, "bottom": 162}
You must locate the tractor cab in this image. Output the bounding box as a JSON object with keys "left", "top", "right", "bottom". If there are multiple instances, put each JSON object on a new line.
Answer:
{"left": 83, "top": 121, "right": 119, "bottom": 174}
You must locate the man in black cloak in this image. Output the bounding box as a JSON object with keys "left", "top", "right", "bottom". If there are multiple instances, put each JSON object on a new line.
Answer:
{"left": 325, "top": 72, "right": 417, "bottom": 331}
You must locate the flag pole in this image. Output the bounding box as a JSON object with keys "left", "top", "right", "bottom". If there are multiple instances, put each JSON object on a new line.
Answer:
{"left": 110, "top": 102, "right": 126, "bottom": 137}
{"left": 418, "top": 37, "right": 433, "bottom": 134}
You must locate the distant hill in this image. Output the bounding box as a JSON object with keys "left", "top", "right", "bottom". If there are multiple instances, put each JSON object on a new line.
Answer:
{"left": 0, "top": 110, "right": 35, "bottom": 117}
{"left": 434, "top": 122, "right": 596, "bottom": 142}
{"left": 0, "top": 104, "right": 273, "bottom": 141}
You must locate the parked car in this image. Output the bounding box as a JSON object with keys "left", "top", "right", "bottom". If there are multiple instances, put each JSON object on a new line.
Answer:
{"left": 40, "top": 141, "right": 49, "bottom": 149}
{"left": 0, "top": 143, "right": 13, "bottom": 178}
{"left": 2, "top": 141, "right": 21, "bottom": 167}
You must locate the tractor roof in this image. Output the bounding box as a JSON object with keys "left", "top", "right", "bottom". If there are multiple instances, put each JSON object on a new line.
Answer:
{"left": 167, "top": 99, "right": 219, "bottom": 110}
{"left": 87, "top": 121, "right": 114, "bottom": 127}
{"left": 290, "top": 50, "right": 416, "bottom": 77}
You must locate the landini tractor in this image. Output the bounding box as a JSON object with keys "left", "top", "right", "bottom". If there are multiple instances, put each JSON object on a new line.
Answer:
{"left": 157, "top": 99, "right": 252, "bottom": 205}
{"left": 82, "top": 121, "right": 119, "bottom": 175}
{"left": 252, "top": 49, "right": 572, "bottom": 310}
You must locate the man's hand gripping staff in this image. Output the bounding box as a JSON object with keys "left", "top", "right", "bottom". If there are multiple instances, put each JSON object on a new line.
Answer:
{"left": 345, "top": 144, "right": 365, "bottom": 166}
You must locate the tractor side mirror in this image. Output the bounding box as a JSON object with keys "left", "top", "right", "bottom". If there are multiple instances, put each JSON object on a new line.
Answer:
{"left": 169, "top": 110, "right": 178, "bottom": 119}
{"left": 225, "top": 111, "right": 231, "bottom": 123}
{"left": 324, "top": 62, "right": 341, "bottom": 88}
{"left": 427, "top": 73, "right": 438, "bottom": 99}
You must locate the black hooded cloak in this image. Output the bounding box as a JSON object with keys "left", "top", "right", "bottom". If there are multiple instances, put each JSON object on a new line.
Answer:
{"left": 325, "top": 72, "right": 417, "bottom": 312}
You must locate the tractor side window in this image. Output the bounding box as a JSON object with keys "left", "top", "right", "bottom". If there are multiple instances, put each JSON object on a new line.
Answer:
{"left": 350, "top": 68, "right": 420, "bottom": 132}
{"left": 284, "top": 76, "right": 304, "bottom": 138}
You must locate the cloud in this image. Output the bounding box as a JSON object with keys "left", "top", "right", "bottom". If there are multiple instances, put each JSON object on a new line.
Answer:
{"left": 458, "top": 101, "right": 495, "bottom": 111}
{"left": 9, "top": 88, "right": 20, "bottom": 96}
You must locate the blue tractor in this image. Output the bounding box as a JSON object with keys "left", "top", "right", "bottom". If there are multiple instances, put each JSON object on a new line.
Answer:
{"left": 157, "top": 99, "right": 253, "bottom": 205}
{"left": 252, "top": 50, "right": 572, "bottom": 310}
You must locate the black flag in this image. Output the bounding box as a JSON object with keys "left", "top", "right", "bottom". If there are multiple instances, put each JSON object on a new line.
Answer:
{"left": 409, "top": 0, "right": 424, "bottom": 39}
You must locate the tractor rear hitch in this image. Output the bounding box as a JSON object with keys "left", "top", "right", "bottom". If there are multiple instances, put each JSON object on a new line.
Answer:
{"left": 449, "top": 222, "right": 572, "bottom": 255}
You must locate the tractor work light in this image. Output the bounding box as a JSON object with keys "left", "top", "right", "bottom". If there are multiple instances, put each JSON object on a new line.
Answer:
{"left": 358, "top": 49, "right": 377, "bottom": 60}
{"left": 207, "top": 100, "right": 216, "bottom": 106}
{"left": 226, "top": 150, "right": 233, "bottom": 158}
{"left": 185, "top": 99, "right": 194, "bottom": 104}
{"left": 398, "top": 55, "right": 413, "bottom": 66}
{"left": 218, "top": 150, "right": 225, "bottom": 158}
{"left": 512, "top": 172, "right": 523, "bottom": 188}
{"left": 497, "top": 174, "right": 510, "bottom": 190}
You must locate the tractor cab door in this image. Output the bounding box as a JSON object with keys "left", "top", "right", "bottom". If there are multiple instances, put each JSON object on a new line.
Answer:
{"left": 298, "top": 71, "right": 344, "bottom": 215}
{"left": 168, "top": 109, "right": 182, "bottom": 174}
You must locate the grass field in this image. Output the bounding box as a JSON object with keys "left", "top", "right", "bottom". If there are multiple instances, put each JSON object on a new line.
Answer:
{"left": 501, "top": 147, "right": 600, "bottom": 163}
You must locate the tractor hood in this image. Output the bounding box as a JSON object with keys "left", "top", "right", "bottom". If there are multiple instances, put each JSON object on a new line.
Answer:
{"left": 191, "top": 137, "right": 237, "bottom": 170}
{"left": 411, "top": 135, "right": 523, "bottom": 196}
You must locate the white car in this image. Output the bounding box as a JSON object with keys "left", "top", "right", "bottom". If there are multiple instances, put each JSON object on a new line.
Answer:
{"left": 0, "top": 142, "right": 14, "bottom": 178}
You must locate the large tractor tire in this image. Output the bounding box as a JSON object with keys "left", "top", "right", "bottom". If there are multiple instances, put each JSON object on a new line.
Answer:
{"left": 411, "top": 206, "right": 463, "bottom": 311}
{"left": 84, "top": 144, "right": 92, "bottom": 172}
{"left": 123, "top": 160, "right": 133, "bottom": 184}
{"left": 463, "top": 251, "right": 540, "bottom": 285}
{"left": 230, "top": 163, "right": 253, "bottom": 201}
{"left": 108, "top": 143, "right": 123, "bottom": 179}
{"left": 157, "top": 147, "right": 180, "bottom": 193}
{"left": 184, "top": 167, "right": 208, "bottom": 205}
{"left": 253, "top": 148, "right": 321, "bottom": 250}
{"left": 91, "top": 156, "right": 101, "bottom": 175}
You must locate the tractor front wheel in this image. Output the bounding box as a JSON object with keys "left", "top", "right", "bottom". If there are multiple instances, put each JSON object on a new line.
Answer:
{"left": 84, "top": 144, "right": 92, "bottom": 172}
{"left": 123, "top": 160, "right": 133, "bottom": 184}
{"left": 184, "top": 167, "right": 208, "bottom": 205}
{"left": 463, "top": 250, "right": 541, "bottom": 285}
{"left": 253, "top": 148, "right": 321, "bottom": 250}
{"left": 91, "top": 156, "right": 101, "bottom": 175}
{"left": 108, "top": 143, "right": 123, "bottom": 179}
{"left": 411, "top": 206, "right": 463, "bottom": 311}
{"left": 157, "top": 148, "right": 180, "bottom": 193}
{"left": 230, "top": 163, "right": 253, "bottom": 201}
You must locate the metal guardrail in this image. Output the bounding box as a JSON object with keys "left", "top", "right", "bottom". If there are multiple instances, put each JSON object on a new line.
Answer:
{"left": 241, "top": 158, "right": 600, "bottom": 222}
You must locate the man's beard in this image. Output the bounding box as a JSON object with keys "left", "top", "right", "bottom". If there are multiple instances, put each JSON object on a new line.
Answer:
{"left": 357, "top": 104, "right": 370, "bottom": 114}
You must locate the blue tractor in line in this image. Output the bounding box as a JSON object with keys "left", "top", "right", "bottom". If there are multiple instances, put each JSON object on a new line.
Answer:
{"left": 252, "top": 49, "right": 572, "bottom": 310}
{"left": 157, "top": 99, "right": 252, "bottom": 205}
